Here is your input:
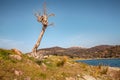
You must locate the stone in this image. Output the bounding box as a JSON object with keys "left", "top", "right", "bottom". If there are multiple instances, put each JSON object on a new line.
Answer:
{"left": 9, "top": 55, "right": 22, "bottom": 60}
{"left": 24, "top": 77, "right": 31, "bottom": 80}
{"left": 12, "top": 48, "right": 22, "bottom": 56}
{"left": 14, "top": 70, "right": 23, "bottom": 76}
{"left": 66, "top": 77, "right": 75, "bottom": 80}
{"left": 83, "top": 75, "right": 96, "bottom": 80}
{"left": 41, "top": 63, "right": 47, "bottom": 71}
{"left": 107, "top": 67, "right": 120, "bottom": 80}
{"left": 43, "top": 55, "right": 49, "bottom": 59}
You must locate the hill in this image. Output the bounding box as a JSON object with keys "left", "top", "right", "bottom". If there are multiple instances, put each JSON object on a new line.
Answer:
{"left": 35, "top": 45, "right": 120, "bottom": 58}
{"left": 0, "top": 48, "right": 120, "bottom": 80}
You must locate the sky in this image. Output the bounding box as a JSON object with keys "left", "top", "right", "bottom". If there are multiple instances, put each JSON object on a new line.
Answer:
{"left": 0, "top": 0, "right": 120, "bottom": 53}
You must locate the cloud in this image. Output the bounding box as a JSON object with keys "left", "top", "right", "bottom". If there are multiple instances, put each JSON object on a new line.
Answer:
{"left": 65, "top": 34, "right": 120, "bottom": 48}
{"left": 0, "top": 38, "right": 31, "bottom": 53}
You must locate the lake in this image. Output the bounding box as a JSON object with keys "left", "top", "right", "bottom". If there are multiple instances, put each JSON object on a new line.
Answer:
{"left": 76, "top": 58, "right": 120, "bottom": 67}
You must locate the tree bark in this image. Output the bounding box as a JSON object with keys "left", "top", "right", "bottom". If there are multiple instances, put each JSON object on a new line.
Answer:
{"left": 32, "top": 26, "right": 46, "bottom": 58}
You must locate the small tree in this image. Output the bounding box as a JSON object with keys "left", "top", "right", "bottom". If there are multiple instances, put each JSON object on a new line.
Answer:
{"left": 32, "top": 3, "right": 54, "bottom": 59}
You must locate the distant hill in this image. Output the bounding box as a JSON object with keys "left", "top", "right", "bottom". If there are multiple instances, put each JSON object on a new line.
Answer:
{"left": 35, "top": 45, "right": 120, "bottom": 58}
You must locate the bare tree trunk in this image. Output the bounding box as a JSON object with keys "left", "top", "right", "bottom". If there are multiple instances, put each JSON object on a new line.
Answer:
{"left": 31, "top": 3, "right": 54, "bottom": 60}
{"left": 32, "top": 26, "right": 46, "bottom": 58}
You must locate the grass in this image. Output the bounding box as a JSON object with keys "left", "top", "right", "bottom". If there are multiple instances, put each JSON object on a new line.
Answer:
{"left": 0, "top": 48, "right": 119, "bottom": 80}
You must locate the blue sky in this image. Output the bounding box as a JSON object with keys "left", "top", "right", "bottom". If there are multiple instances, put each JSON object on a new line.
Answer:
{"left": 0, "top": 0, "right": 120, "bottom": 53}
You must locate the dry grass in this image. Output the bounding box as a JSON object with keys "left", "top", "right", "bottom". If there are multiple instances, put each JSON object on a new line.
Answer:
{"left": 0, "top": 49, "right": 119, "bottom": 80}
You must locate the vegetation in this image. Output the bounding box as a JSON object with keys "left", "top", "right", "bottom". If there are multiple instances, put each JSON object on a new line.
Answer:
{"left": 0, "top": 48, "right": 120, "bottom": 80}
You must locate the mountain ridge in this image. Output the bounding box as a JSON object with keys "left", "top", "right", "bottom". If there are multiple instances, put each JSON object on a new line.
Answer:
{"left": 34, "top": 45, "right": 120, "bottom": 58}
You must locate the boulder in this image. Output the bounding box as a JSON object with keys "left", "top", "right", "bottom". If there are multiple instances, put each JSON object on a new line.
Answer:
{"left": 14, "top": 70, "right": 23, "bottom": 76}
{"left": 83, "top": 75, "right": 96, "bottom": 80}
{"left": 9, "top": 55, "right": 22, "bottom": 61}
{"left": 66, "top": 77, "right": 75, "bottom": 80}
{"left": 41, "top": 63, "right": 47, "bottom": 71}
{"left": 24, "top": 77, "right": 31, "bottom": 80}
{"left": 12, "top": 48, "right": 22, "bottom": 56}
{"left": 43, "top": 55, "right": 49, "bottom": 59}
{"left": 107, "top": 67, "right": 120, "bottom": 80}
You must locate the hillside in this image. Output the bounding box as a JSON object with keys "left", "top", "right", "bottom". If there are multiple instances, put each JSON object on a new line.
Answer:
{"left": 35, "top": 45, "right": 120, "bottom": 58}
{"left": 0, "top": 48, "right": 120, "bottom": 80}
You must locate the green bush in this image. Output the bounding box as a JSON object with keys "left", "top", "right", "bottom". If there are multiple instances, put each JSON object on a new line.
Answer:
{"left": 56, "top": 56, "right": 67, "bottom": 67}
{"left": 100, "top": 67, "right": 108, "bottom": 74}
{"left": 0, "top": 49, "right": 12, "bottom": 60}
{"left": 39, "top": 73, "right": 47, "bottom": 79}
{"left": 57, "top": 60, "right": 65, "bottom": 67}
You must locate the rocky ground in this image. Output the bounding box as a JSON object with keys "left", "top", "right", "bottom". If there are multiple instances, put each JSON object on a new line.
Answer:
{"left": 0, "top": 48, "right": 120, "bottom": 80}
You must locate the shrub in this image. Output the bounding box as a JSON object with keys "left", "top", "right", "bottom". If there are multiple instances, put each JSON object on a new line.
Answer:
{"left": 57, "top": 60, "right": 64, "bottom": 67}
{"left": 56, "top": 56, "right": 67, "bottom": 67}
{"left": 0, "top": 49, "right": 10, "bottom": 59}
{"left": 100, "top": 67, "right": 108, "bottom": 74}
{"left": 39, "top": 73, "right": 47, "bottom": 79}
{"left": 35, "top": 60, "right": 42, "bottom": 65}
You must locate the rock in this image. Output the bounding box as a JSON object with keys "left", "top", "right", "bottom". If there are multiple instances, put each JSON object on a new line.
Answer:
{"left": 43, "top": 55, "right": 49, "bottom": 59}
{"left": 27, "top": 53, "right": 32, "bottom": 57}
{"left": 83, "top": 75, "right": 96, "bottom": 80}
{"left": 36, "top": 54, "right": 44, "bottom": 60}
{"left": 9, "top": 55, "right": 22, "bottom": 60}
{"left": 14, "top": 70, "right": 23, "bottom": 76}
{"left": 107, "top": 67, "right": 120, "bottom": 80}
{"left": 66, "top": 77, "right": 75, "bottom": 80}
{"left": 41, "top": 63, "right": 47, "bottom": 71}
{"left": 77, "top": 78, "right": 85, "bottom": 80}
{"left": 12, "top": 48, "right": 22, "bottom": 56}
{"left": 24, "top": 77, "right": 31, "bottom": 80}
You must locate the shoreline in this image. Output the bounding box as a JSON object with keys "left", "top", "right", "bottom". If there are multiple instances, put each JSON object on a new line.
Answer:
{"left": 74, "top": 58, "right": 120, "bottom": 68}
{"left": 75, "top": 58, "right": 120, "bottom": 61}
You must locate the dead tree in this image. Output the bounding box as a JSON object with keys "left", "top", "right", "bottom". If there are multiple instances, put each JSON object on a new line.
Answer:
{"left": 32, "top": 3, "right": 54, "bottom": 59}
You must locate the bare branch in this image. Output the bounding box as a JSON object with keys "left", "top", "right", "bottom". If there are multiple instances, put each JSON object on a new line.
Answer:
{"left": 32, "top": 2, "right": 55, "bottom": 59}
{"left": 34, "top": 12, "right": 39, "bottom": 17}
{"left": 43, "top": 2, "right": 47, "bottom": 15}
{"left": 48, "top": 13, "right": 55, "bottom": 17}
{"left": 38, "top": 10, "right": 41, "bottom": 16}
{"left": 48, "top": 22, "right": 54, "bottom": 26}
{"left": 34, "top": 10, "right": 41, "bottom": 17}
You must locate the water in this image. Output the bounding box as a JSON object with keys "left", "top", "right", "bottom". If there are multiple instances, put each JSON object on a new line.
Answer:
{"left": 76, "top": 58, "right": 120, "bottom": 67}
